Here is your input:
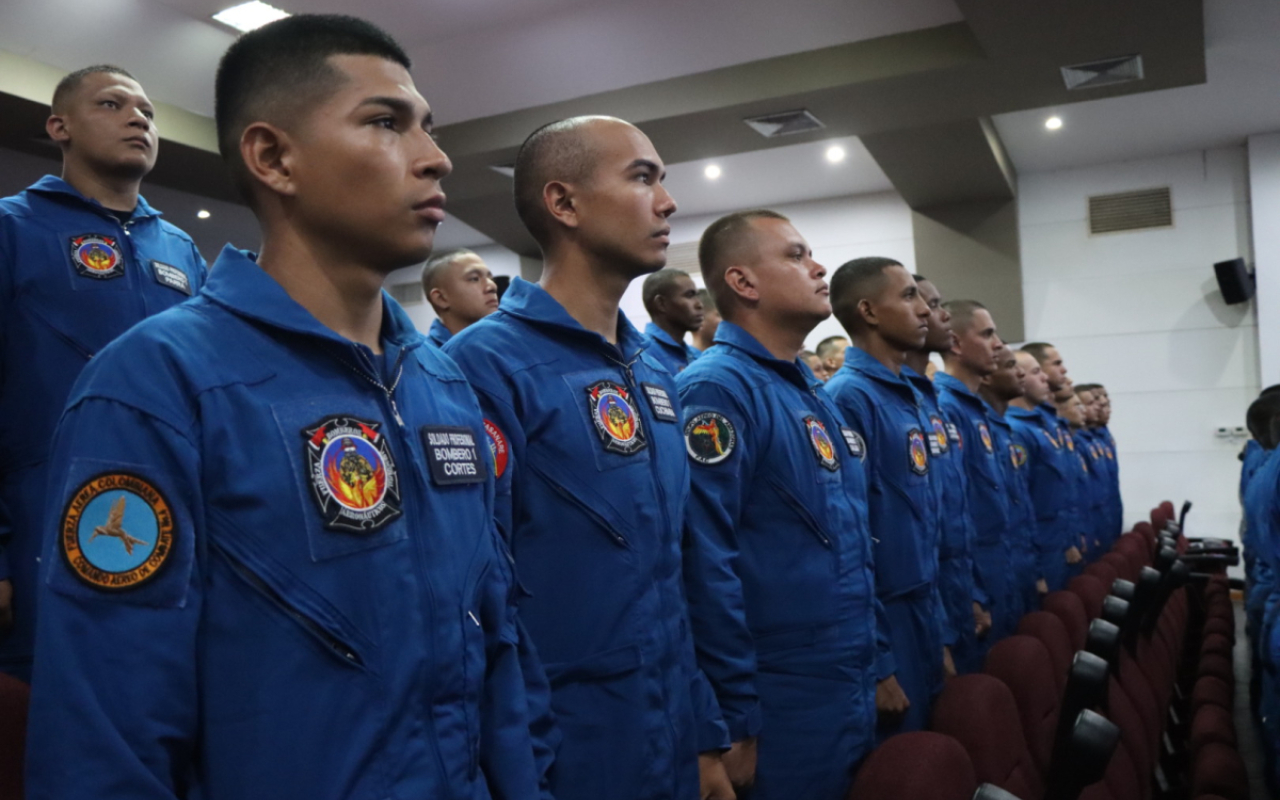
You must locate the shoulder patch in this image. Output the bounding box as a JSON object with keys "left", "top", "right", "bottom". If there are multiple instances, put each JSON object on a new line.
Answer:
{"left": 586, "top": 380, "right": 646, "bottom": 455}
{"left": 70, "top": 233, "right": 124, "bottom": 280}
{"left": 151, "top": 260, "right": 192, "bottom": 295}
{"left": 61, "top": 473, "right": 175, "bottom": 591}
{"left": 978, "top": 422, "right": 994, "bottom": 454}
{"left": 929, "top": 414, "right": 950, "bottom": 455}
{"left": 640, "top": 382, "right": 678, "bottom": 422}
{"left": 302, "top": 416, "right": 402, "bottom": 532}
{"left": 908, "top": 428, "right": 930, "bottom": 475}
{"left": 804, "top": 416, "right": 840, "bottom": 472}
{"left": 840, "top": 426, "right": 866, "bottom": 461}
{"left": 484, "top": 419, "right": 510, "bottom": 479}
{"left": 685, "top": 411, "right": 736, "bottom": 465}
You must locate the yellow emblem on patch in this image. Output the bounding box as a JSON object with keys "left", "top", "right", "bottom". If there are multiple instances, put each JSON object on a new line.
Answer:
{"left": 61, "top": 473, "right": 175, "bottom": 591}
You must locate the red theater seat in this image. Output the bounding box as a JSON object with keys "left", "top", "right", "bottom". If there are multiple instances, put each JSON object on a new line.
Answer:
{"left": 984, "top": 635, "right": 1060, "bottom": 777}
{"left": 847, "top": 731, "right": 976, "bottom": 800}
{"left": 0, "top": 673, "right": 28, "bottom": 800}
{"left": 931, "top": 674, "right": 1044, "bottom": 800}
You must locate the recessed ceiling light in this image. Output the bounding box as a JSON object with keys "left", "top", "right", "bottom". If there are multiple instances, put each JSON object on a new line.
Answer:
{"left": 704, "top": 164, "right": 722, "bottom": 180}
{"left": 1045, "top": 116, "right": 1064, "bottom": 131}
{"left": 825, "top": 145, "right": 846, "bottom": 163}
{"left": 197, "top": 209, "right": 211, "bottom": 220}
{"left": 212, "top": 1, "right": 290, "bottom": 33}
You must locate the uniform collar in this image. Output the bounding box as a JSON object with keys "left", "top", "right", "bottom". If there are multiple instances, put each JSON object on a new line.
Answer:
{"left": 27, "top": 174, "right": 162, "bottom": 221}
{"left": 644, "top": 321, "right": 688, "bottom": 351}
{"left": 428, "top": 318, "right": 453, "bottom": 346}
{"left": 498, "top": 277, "right": 649, "bottom": 361}
{"left": 713, "top": 320, "right": 818, "bottom": 391}
{"left": 202, "top": 245, "right": 422, "bottom": 350}
{"left": 1006, "top": 404, "right": 1041, "bottom": 422}
{"left": 934, "top": 371, "right": 986, "bottom": 410}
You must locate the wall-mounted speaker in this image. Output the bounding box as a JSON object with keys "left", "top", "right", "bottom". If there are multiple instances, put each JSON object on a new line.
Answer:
{"left": 1214, "top": 258, "right": 1254, "bottom": 305}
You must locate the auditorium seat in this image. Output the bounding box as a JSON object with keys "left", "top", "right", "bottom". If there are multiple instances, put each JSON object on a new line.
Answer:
{"left": 1043, "top": 591, "right": 1089, "bottom": 651}
{"left": 931, "top": 674, "right": 1044, "bottom": 800}
{"left": 1068, "top": 575, "right": 1109, "bottom": 620}
{"left": 1017, "top": 612, "right": 1074, "bottom": 695}
{"left": 984, "top": 636, "right": 1060, "bottom": 776}
{"left": 0, "top": 672, "right": 28, "bottom": 800}
{"left": 846, "top": 731, "right": 977, "bottom": 800}
{"left": 1189, "top": 742, "right": 1250, "bottom": 800}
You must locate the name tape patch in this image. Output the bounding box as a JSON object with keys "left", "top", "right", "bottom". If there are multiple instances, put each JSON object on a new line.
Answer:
{"left": 152, "top": 261, "right": 192, "bottom": 296}
{"left": 422, "top": 426, "right": 486, "bottom": 485}
{"left": 641, "top": 383, "right": 678, "bottom": 422}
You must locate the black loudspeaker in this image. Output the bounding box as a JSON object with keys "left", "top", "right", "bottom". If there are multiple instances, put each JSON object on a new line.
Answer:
{"left": 1214, "top": 258, "right": 1254, "bottom": 304}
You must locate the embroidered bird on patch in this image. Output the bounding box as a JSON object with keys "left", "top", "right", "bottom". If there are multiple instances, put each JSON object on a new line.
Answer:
{"left": 90, "top": 495, "right": 149, "bottom": 555}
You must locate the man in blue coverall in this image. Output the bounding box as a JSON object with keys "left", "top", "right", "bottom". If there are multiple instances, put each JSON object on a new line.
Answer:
{"left": 444, "top": 116, "right": 734, "bottom": 800}
{"left": 1073, "top": 386, "right": 1110, "bottom": 556}
{"left": 1009, "top": 349, "right": 1081, "bottom": 592}
{"left": 1024, "top": 343, "right": 1088, "bottom": 572}
{"left": 825, "top": 257, "right": 954, "bottom": 736}
{"left": 27, "top": 16, "right": 550, "bottom": 798}
{"left": 420, "top": 248, "right": 499, "bottom": 347}
{"left": 642, "top": 268, "right": 704, "bottom": 374}
{"left": 905, "top": 276, "right": 991, "bottom": 674}
{"left": 978, "top": 345, "right": 1041, "bottom": 621}
{"left": 1058, "top": 389, "right": 1093, "bottom": 569}
{"left": 678, "top": 210, "right": 889, "bottom": 798}
{"left": 1091, "top": 384, "right": 1123, "bottom": 542}
{"left": 0, "top": 65, "right": 207, "bottom": 682}
{"left": 936, "top": 301, "right": 1020, "bottom": 643}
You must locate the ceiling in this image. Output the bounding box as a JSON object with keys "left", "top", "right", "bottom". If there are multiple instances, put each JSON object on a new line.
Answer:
{"left": 1, "top": 0, "right": 1278, "bottom": 255}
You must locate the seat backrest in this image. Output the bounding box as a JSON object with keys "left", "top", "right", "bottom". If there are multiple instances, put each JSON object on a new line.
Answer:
{"left": 847, "top": 731, "right": 976, "bottom": 800}
{"left": 1043, "top": 591, "right": 1089, "bottom": 651}
{"left": 1084, "top": 561, "right": 1119, "bottom": 590}
{"left": 985, "top": 636, "right": 1061, "bottom": 777}
{"left": 1101, "top": 552, "right": 1136, "bottom": 584}
{"left": 931, "top": 674, "right": 1045, "bottom": 800}
{"left": 0, "top": 673, "right": 29, "bottom": 800}
{"left": 1018, "top": 611, "right": 1074, "bottom": 694}
{"left": 1069, "top": 575, "right": 1110, "bottom": 620}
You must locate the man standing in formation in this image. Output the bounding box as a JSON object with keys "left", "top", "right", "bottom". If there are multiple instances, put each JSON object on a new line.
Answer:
{"left": 420, "top": 247, "right": 499, "bottom": 346}
{"left": 642, "top": 267, "right": 705, "bottom": 374}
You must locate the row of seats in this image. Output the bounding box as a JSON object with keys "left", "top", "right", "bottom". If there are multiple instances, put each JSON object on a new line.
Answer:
{"left": 851, "top": 501, "right": 1249, "bottom": 800}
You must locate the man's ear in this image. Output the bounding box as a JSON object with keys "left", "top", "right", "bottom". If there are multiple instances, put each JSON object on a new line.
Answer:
{"left": 543, "top": 181, "right": 579, "bottom": 232}
{"left": 856, "top": 298, "right": 878, "bottom": 329}
{"left": 947, "top": 330, "right": 962, "bottom": 358}
{"left": 46, "top": 114, "right": 71, "bottom": 148}
{"left": 240, "top": 122, "right": 297, "bottom": 200}
{"left": 428, "top": 286, "right": 451, "bottom": 313}
{"left": 723, "top": 265, "right": 759, "bottom": 306}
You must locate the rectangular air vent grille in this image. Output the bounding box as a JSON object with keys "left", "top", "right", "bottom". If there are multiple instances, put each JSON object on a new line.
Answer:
{"left": 1062, "top": 55, "right": 1144, "bottom": 91}
{"left": 388, "top": 282, "right": 424, "bottom": 306}
{"left": 743, "top": 109, "right": 825, "bottom": 138}
{"left": 1088, "top": 187, "right": 1172, "bottom": 234}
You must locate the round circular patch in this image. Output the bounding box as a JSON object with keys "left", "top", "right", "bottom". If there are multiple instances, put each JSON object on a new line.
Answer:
{"left": 61, "top": 473, "right": 174, "bottom": 591}
{"left": 685, "top": 411, "right": 737, "bottom": 465}
{"left": 69, "top": 233, "right": 124, "bottom": 279}
{"left": 303, "top": 416, "right": 401, "bottom": 532}
{"left": 485, "top": 419, "right": 510, "bottom": 479}
{"left": 908, "top": 428, "right": 929, "bottom": 475}
{"left": 978, "top": 422, "right": 994, "bottom": 454}
{"left": 1011, "top": 443, "right": 1028, "bottom": 469}
{"left": 321, "top": 434, "right": 388, "bottom": 511}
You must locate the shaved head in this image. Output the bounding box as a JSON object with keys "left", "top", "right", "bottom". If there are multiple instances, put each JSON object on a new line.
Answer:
{"left": 829, "top": 257, "right": 902, "bottom": 333}
{"left": 943, "top": 299, "right": 988, "bottom": 336}
{"left": 698, "top": 208, "right": 789, "bottom": 314}
{"left": 513, "top": 115, "right": 622, "bottom": 247}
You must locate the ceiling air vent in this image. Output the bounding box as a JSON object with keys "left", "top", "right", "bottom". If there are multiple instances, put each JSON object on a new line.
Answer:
{"left": 388, "top": 282, "right": 424, "bottom": 306}
{"left": 665, "top": 241, "right": 700, "bottom": 275}
{"left": 743, "top": 109, "right": 825, "bottom": 138}
{"left": 1088, "top": 187, "right": 1172, "bottom": 235}
{"left": 1062, "top": 54, "right": 1144, "bottom": 91}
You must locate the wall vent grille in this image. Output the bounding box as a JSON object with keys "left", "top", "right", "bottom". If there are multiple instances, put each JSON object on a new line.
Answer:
{"left": 1088, "top": 187, "right": 1172, "bottom": 234}
{"left": 743, "top": 109, "right": 825, "bottom": 138}
{"left": 388, "top": 282, "right": 424, "bottom": 306}
{"left": 1062, "top": 54, "right": 1144, "bottom": 91}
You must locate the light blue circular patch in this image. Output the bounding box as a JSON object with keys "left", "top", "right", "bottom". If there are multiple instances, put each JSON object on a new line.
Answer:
{"left": 77, "top": 490, "right": 160, "bottom": 573}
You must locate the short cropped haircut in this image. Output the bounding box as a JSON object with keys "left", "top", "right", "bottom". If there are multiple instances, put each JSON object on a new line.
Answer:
{"left": 513, "top": 116, "right": 613, "bottom": 248}
{"left": 800, "top": 350, "right": 818, "bottom": 360}
{"left": 52, "top": 65, "right": 137, "bottom": 114}
{"left": 421, "top": 248, "right": 479, "bottom": 293}
{"left": 698, "top": 209, "right": 789, "bottom": 318}
{"left": 1074, "top": 383, "right": 1101, "bottom": 394}
{"left": 642, "top": 269, "right": 691, "bottom": 315}
{"left": 697, "top": 288, "right": 716, "bottom": 314}
{"left": 215, "top": 15, "right": 410, "bottom": 196}
{"left": 1247, "top": 387, "right": 1280, "bottom": 443}
{"left": 816, "top": 336, "right": 849, "bottom": 360}
{"left": 1021, "top": 342, "right": 1056, "bottom": 364}
{"left": 828, "top": 257, "right": 903, "bottom": 333}
{"left": 944, "top": 300, "right": 988, "bottom": 336}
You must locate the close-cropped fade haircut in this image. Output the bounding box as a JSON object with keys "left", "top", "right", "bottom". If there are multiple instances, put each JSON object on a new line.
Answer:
{"left": 828, "top": 257, "right": 904, "bottom": 333}
{"left": 215, "top": 15, "right": 411, "bottom": 199}
{"left": 697, "top": 209, "right": 789, "bottom": 319}
{"left": 513, "top": 116, "right": 615, "bottom": 248}
{"left": 642, "top": 269, "right": 692, "bottom": 315}
{"left": 421, "top": 248, "right": 479, "bottom": 293}
{"left": 52, "top": 65, "right": 137, "bottom": 114}
{"left": 943, "top": 299, "right": 988, "bottom": 336}
{"left": 1021, "top": 342, "right": 1056, "bottom": 364}
{"left": 815, "top": 336, "right": 848, "bottom": 360}
{"left": 1248, "top": 386, "right": 1280, "bottom": 444}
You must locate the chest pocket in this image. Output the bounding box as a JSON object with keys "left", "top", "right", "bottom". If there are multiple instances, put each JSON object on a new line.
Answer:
{"left": 272, "top": 396, "right": 410, "bottom": 562}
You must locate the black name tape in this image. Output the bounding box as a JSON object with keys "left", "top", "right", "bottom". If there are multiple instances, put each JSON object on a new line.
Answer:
{"left": 421, "top": 426, "right": 486, "bottom": 485}
{"left": 152, "top": 261, "right": 192, "bottom": 295}
{"left": 641, "top": 383, "right": 678, "bottom": 422}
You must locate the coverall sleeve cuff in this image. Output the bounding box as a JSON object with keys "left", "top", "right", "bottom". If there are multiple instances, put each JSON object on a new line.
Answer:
{"left": 0, "top": 552, "right": 9, "bottom": 582}
{"left": 698, "top": 714, "right": 732, "bottom": 753}
{"left": 972, "top": 586, "right": 989, "bottom": 606}
{"left": 875, "top": 652, "right": 897, "bottom": 683}
{"left": 724, "top": 704, "right": 763, "bottom": 742}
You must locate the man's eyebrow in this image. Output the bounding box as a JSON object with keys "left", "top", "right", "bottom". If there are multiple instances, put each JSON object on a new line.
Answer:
{"left": 357, "top": 95, "right": 427, "bottom": 121}
{"left": 628, "top": 158, "right": 665, "bottom": 179}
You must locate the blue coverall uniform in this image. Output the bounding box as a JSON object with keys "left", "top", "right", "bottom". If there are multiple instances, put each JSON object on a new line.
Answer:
{"left": 677, "top": 323, "right": 885, "bottom": 799}
{"left": 1081, "top": 429, "right": 1111, "bottom": 557}
{"left": 1247, "top": 447, "right": 1280, "bottom": 782}
{"left": 989, "top": 408, "right": 1040, "bottom": 621}
{"left": 1008, "top": 405, "right": 1076, "bottom": 592}
{"left": 1099, "top": 425, "right": 1124, "bottom": 542}
{"left": 936, "top": 373, "right": 1018, "bottom": 643}
{"left": 644, "top": 322, "right": 700, "bottom": 375}
{"left": 28, "top": 247, "right": 550, "bottom": 800}
{"left": 1243, "top": 439, "right": 1269, "bottom": 626}
{"left": 1067, "top": 430, "right": 1094, "bottom": 566}
{"left": 445, "top": 278, "right": 726, "bottom": 800}
{"left": 0, "top": 175, "right": 207, "bottom": 681}
{"left": 826, "top": 347, "right": 948, "bottom": 735}
{"left": 904, "top": 365, "right": 988, "bottom": 674}
{"left": 428, "top": 317, "right": 453, "bottom": 347}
